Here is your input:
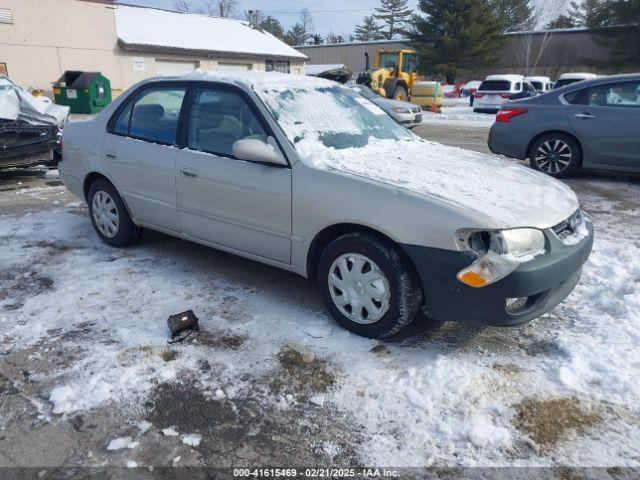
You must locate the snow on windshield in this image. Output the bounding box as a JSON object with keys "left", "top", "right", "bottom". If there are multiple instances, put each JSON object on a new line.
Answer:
{"left": 253, "top": 83, "right": 413, "bottom": 149}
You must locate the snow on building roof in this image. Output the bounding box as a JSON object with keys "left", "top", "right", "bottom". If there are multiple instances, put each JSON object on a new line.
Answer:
{"left": 115, "top": 5, "right": 307, "bottom": 60}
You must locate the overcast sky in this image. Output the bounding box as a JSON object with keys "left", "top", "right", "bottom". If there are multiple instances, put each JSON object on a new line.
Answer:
{"left": 119, "top": 0, "right": 403, "bottom": 36}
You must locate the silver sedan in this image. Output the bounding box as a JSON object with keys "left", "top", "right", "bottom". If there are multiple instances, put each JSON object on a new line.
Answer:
{"left": 351, "top": 85, "right": 423, "bottom": 128}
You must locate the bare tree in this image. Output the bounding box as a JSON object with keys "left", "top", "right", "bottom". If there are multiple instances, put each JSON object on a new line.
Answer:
{"left": 199, "top": 0, "right": 239, "bottom": 18}
{"left": 516, "top": 0, "right": 570, "bottom": 75}
{"left": 245, "top": 9, "right": 263, "bottom": 27}
{"left": 174, "top": 0, "right": 192, "bottom": 12}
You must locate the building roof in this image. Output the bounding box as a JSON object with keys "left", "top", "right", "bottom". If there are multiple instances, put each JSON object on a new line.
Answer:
{"left": 115, "top": 5, "right": 307, "bottom": 60}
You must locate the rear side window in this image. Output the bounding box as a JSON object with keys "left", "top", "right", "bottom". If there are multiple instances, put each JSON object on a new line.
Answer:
{"left": 129, "top": 88, "right": 186, "bottom": 144}
{"left": 586, "top": 81, "right": 640, "bottom": 108}
{"left": 479, "top": 80, "right": 511, "bottom": 91}
{"left": 563, "top": 89, "right": 587, "bottom": 104}
{"left": 112, "top": 101, "right": 133, "bottom": 135}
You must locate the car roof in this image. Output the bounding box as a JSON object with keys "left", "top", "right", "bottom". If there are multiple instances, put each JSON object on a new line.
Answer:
{"left": 140, "top": 69, "right": 338, "bottom": 91}
{"left": 485, "top": 74, "right": 524, "bottom": 82}
{"left": 525, "top": 76, "right": 551, "bottom": 82}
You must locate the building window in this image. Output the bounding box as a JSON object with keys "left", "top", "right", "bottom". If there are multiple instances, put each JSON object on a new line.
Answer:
{"left": 266, "top": 60, "right": 290, "bottom": 74}
{"left": 0, "top": 8, "right": 13, "bottom": 24}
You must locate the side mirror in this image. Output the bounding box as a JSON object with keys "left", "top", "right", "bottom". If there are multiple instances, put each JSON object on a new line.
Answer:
{"left": 232, "top": 138, "right": 287, "bottom": 166}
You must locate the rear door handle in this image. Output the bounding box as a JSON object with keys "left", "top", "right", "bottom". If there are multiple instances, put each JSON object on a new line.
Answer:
{"left": 180, "top": 168, "right": 198, "bottom": 178}
{"left": 105, "top": 151, "right": 117, "bottom": 159}
{"left": 574, "top": 113, "right": 595, "bottom": 119}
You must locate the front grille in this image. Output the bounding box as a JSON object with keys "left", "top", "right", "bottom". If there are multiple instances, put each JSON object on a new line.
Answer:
{"left": 552, "top": 210, "right": 583, "bottom": 240}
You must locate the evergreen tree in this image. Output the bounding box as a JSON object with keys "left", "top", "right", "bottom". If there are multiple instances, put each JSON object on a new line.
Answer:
{"left": 590, "top": 0, "right": 640, "bottom": 67}
{"left": 374, "top": 0, "right": 413, "bottom": 39}
{"left": 488, "top": 0, "right": 533, "bottom": 31}
{"left": 260, "top": 15, "right": 285, "bottom": 40}
{"left": 410, "top": 0, "right": 505, "bottom": 83}
{"left": 546, "top": 14, "right": 576, "bottom": 28}
{"left": 354, "top": 15, "right": 385, "bottom": 41}
{"left": 284, "top": 9, "right": 315, "bottom": 45}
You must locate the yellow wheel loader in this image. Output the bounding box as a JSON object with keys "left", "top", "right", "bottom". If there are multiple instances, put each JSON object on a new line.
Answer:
{"left": 356, "top": 49, "right": 442, "bottom": 112}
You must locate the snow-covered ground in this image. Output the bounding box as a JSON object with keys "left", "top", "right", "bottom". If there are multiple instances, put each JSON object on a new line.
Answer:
{"left": 1, "top": 172, "right": 639, "bottom": 468}
{"left": 421, "top": 97, "right": 496, "bottom": 128}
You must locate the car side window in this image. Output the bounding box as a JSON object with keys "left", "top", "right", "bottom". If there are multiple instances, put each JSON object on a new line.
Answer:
{"left": 113, "top": 100, "right": 133, "bottom": 136}
{"left": 186, "top": 87, "right": 268, "bottom": 158}
{"left": 586, "top": 81, "right": 640, "bottom": 108}
{"left": 128, "top": 87, "right": 186, "bottom": 144}
{"left": 563, "top": 88, "right": 587, "bottom": 105}
{"left": 515, "top": 82, "right": 522, "bottom": 91}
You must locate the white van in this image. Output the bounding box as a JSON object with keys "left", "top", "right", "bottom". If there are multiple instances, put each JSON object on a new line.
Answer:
{"left": 525, "top": 76, "right": 553, "bottom": 93}
{"left": 553, "top": 72, "right": 598, "bottom": 89}
{"left": 473, "top": 74, "right": 537, "bottom": 113}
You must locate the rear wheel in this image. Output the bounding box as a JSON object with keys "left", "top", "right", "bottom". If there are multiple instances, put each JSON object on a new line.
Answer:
{"left": 529, "top": 133, "right": 581, "bottom": 178}
{"left": 392, "top": 86, "right": 408, "bottom": 102}
{"left": 317, "top": 233, "right": 422, "bottom": 339}
{"left": 88, "top": 179, "right": 141, "bottom": 247}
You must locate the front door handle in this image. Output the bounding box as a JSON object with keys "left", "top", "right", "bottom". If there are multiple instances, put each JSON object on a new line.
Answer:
{"left": 574, "top": 113, "right": 595, "bottom": 119}
{"left": 180, "top": 168, "right": 198, "bottom": 178}
{"left": 105, "top": 151, "right": 117, "bottom": 159}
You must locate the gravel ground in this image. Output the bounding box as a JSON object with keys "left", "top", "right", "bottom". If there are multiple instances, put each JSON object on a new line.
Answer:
{"left": 1, "top": 125, "right": 639, "bottom": 474}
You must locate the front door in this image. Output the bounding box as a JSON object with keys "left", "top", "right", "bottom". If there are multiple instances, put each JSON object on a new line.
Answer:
{"left": 103, "top": 84, "right": 187, "bottom": 232}
{"left": 175, "top": 85, "right": 292, "bottom": 265}
{"left": 568, "top": 79, "right": 640, "bottom": 168}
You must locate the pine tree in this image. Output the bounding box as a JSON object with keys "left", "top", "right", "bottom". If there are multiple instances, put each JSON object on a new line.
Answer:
{"left": 373, "top": 0, "right": 413, "bottom": 39}
{"left": 590, "top": 0, "right": 640, "bottom": 67}
{"left": 354, "top": 15, "right": 385, "bottom": 41}
{"left": 284, "top": 9, "right": 314, "bottom": 45}
{"left": 488, "top": 0, "right": 533, "bottom": 31}
{"left": 410, "top": 0, "right": 505, "bottom": 83}
{"left": 260, "top": 15, "right": 285, "bottom": 40}
{"left": 546, "top": 14, "right": 576, "bottom": 29}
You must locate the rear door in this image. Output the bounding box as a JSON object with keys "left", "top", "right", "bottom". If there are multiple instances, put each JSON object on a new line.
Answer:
{"left": 567, "top": 79, "right": 640, "bottom": 168}
{"left": 102, "top": 83, "right": 187, "bottom": 232}
{"left": 174, "top": 84, "right": 292, "bottom": 264}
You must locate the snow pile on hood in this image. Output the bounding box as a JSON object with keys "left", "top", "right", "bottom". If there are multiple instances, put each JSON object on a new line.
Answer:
{"left": 301, "top": 137, "right": 578, "bottom": 229}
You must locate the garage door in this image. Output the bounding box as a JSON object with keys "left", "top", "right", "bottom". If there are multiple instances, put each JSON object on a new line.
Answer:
{"left": 218, "top": 62, "right": 253, "bottom": 71}
{"left": 155, "top": 59, "right": 198, "bottom": 76}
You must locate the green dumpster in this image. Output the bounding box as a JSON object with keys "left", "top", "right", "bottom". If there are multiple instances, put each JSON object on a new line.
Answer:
{"left": 53, "top": 71, "right": 111, "bottom": 114}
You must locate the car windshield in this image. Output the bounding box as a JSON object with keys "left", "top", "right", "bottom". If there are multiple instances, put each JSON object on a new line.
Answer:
{"left": 254, "top": 84, "right": 413, "bottom": 150}
{"left": 351, "top": 85, "right": 380, "bottom": 100}
{"left": 479, "top": 80, "right": 511, "bottom": 91}
{"left": 554, "top": 78, "right": 580, "bottom": 89}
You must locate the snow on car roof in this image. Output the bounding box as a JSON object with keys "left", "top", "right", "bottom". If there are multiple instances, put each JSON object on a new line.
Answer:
{"left": 525, "top": 76, "right": 551, "bottom": 82}
{"left": 558, "top": 72, "right": 598, "bottom": 80}
{"left": 305, "top": 64, "right": 347, "bottom": 76}
{"left": 115, "top": 5, "right": 307, "bottom": 60}
{"left": 485, "top": 74, "right": 524, "bottom": 81}
{"left": 174, "top": 69, "right": 336, "bottom": 90}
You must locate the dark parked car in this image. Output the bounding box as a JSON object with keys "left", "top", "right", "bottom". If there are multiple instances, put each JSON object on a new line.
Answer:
{"left": 488, "top": 74, "right": 640, "bottom": 177}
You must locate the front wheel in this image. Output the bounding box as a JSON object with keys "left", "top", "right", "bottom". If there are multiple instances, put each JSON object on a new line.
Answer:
{"left": 529, "top": 134, "right": 581, "bottom": 178}
{"left": 392, "top": 86, "right": 408, "bottom": 102}
{"left": 317, "top": 233, "right": 422, "bottom": 339}
{"left": 88, "top": 179, "right": 141, "bottom": 247}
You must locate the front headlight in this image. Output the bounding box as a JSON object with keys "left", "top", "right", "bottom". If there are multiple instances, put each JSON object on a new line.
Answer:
{"left": 391, "top": 107, "right": 412, "bottom": 114}
{"left": 455, "top": 228, "right": 546, "bottom": 288}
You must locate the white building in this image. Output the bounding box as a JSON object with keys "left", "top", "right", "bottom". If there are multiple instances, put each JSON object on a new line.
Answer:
{"left": 0, "top": 0, "right": 307, "bottom": 96}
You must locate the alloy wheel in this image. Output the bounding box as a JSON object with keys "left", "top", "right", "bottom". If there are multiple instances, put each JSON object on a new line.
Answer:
{"left": 91, "top": 190, "right": 119, "bottom": 238}
{"left": 328, "top": 253, "right": 391, "bottom": 324}
{"left": 534, "top": 139, "right": 572, "bottom": 174}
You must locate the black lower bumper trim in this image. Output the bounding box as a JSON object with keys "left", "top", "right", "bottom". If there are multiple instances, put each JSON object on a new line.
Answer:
{"left": 402, "top": 222, "right": 594, "bottom": 326}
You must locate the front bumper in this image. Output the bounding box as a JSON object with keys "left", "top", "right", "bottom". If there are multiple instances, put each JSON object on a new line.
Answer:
{"left": 390, "top": 111, "right": 423, "bottom": 128}
{"left": 402, "top": 219, "right": 594, "bottom": 326}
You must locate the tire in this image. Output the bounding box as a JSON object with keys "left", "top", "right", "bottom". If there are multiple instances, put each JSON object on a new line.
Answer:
{"left": 87, "top": 178, "right": 141, "bottom": 247}
{"left": 317, "top": 232, "right": 422, "bottom": 339}
{"left": 392, "top": 85, "right": 408, "bottom": 102}
{"left": 529, "top": 133, "right": 581, "bottom": 178}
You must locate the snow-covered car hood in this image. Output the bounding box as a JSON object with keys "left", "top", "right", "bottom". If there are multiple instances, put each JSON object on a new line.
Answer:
{"left": 299, "top": 138, "right": 579, "bottom": 229}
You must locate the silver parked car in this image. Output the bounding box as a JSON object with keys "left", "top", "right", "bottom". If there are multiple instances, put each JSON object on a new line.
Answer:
{"left": 489, "top": 74, "right": 640, "bottom": 177}
{"left": 351, "top": 85, "right": 422, "bottom": 128}
{"left": 59, "top": 72, "right": 593, "bottom": 339}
